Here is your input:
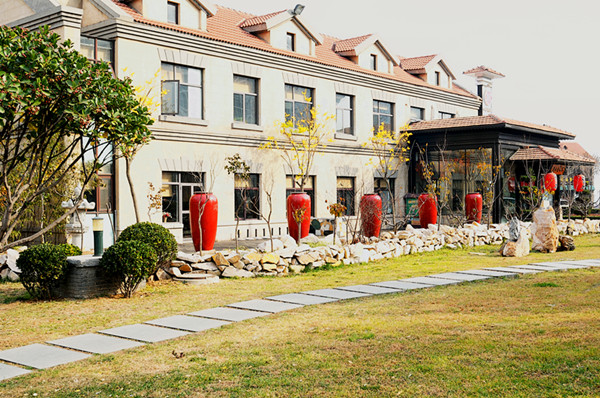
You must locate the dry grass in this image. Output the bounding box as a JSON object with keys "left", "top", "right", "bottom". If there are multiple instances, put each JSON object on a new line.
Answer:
{"left": 0, "top": 235, "right": 599, "bottom": 396}
{"left": 0, "top": 235, "right": 599, "bottom": 351}
{"left": 0, "top": 267, "right": 598, "bottom": 396}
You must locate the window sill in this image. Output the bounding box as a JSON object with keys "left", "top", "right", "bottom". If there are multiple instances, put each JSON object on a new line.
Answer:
{"left": 334, "top": 133, "right": 358, "bottom": 141}
{"left": 162, "top": 222, "right": 183, "bottom": 228}
{"left": 159, "top": 115, "right": 208, "bottom": 126}
{"left": 231, "top": 122, "right": 263, "bottom": 132}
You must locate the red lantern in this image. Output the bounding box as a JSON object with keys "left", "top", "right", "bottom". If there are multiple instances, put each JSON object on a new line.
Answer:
{"left": 360, "top": 194, "right": 383, "bottom": 238}
{"left": 418, "top": 193, "right": 437, "bottom": 228}
{"left": 287, "top": 192, "right": 311, "bottom": 241}
{"left": 508, "top": 176, "right": 516, "bottom": 193}
{"left": 465, "top": 193, "right": 483, "bottom": 223}
{"left": 190, "top": 193, "right": 218, "bottom": 251}
{"left": 574, "top": 174, "right": 585, "bottom": 192}
{"left": 544, "top": 172, "right": 557, "bottom": 193}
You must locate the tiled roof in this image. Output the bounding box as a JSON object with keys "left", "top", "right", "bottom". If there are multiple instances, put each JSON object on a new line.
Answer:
{"left": 108, "top": 1, "right": 477, "bottom": 99}
{"left": 510, "top": 146, "right": 595, "bottom": 164}
{"left": 559, "top": 141, "right": 595, "bottom": 160}
{"left": 463, "top": 65, "right": 505, "bottom": 77}
{"left": 408, "top": 115, "right": 575, "bottom": 137}
{"left": 400, "top": 54, "right": 437, "bottom": 71}
{"left": 332, "top": 34, "right": 371, "bottom": 53}
{"left": 238, "top": 10, "right": 286, "bottom": 28}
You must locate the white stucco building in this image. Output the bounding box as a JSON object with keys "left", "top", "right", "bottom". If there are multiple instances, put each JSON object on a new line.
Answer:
{"left": 2, "top": 0, "right": 482, "bottom": 245}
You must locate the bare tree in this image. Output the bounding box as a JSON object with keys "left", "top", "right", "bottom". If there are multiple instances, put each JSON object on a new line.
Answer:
{"left": 224, "top": 153, "right": 251, "bottom": 253}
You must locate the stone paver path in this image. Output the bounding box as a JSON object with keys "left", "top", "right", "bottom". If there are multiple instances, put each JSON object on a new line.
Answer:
{"left": 48, "top": 333, "right": 144, "bottom": 354}
{"left": 1, "top": 258, "right": 598, "bottom": 382}
{"left": 99, "top": 324, "right": 190, "bottom": 343}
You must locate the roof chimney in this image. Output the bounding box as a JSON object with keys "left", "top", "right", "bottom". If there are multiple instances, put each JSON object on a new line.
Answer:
{"left": 463, "top": 66, "right": 505, "bottom": 116}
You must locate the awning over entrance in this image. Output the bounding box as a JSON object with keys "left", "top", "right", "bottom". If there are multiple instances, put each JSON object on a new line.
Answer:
{"left": 510, "top": 145, "right": 595, "bottom": 165}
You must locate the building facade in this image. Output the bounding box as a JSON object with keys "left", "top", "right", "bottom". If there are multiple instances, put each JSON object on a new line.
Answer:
{"left": 3, "top": 0, "right": 486, "bottom": 245}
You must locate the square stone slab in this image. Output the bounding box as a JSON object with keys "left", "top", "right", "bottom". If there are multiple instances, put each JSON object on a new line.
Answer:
{"left": 558, "top": 260, "right": 600, "bottom": 267}
{"left": 508, "top": 264, "right": 562, "bottom": 272}
{"left": 300, "top": 288, "right": 371, "bottom": 300}
{"left": 370, "top": 280, "right": 434, "bottom": 290}
{"left": 188, "top": 307, "right": 269, "bottom": 322}
{"left": 48, "top": 333, "right": 145, "bottom": 354}
{"left": 528, "top": 262, "right": 585, "bottom": 270}
{"left": 488, "top": 266, "right": 542, "bottom": 274}
{"left": 401, "top": 276, "right": 462, "bottom": 286}
{"left": 457, "top": 269, "right": 519, "bottom": 278}
{"left": 227, "top": 299, "right": 304, "bottom": 313}
{"left": 430, "top": 272, "right": 491, "bottom": 282}
{"left": 145, "top": 315, "right": 230, "bottom": 332}
{"left": 266, "top": 293, "right": 339, "bottom": 305}
{"left": 336, "top": 284, "right": 402, "bottom": 295}
{"left": 0, "top": 343, "right": 90, "bottom": 370}
{"left": 99, "top": 324, "right": 189, "bottom": 343}
{"left": 0, "top": 363, "right": 31, "bottom": 381}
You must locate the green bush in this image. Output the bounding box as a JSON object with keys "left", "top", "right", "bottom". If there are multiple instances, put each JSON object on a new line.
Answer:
{"left": 58, "top": 243, "right": 82, "bottom": 257}
{"left": 118, "top": 222, "right": 177, "bottom": 273}
{"left": 16, "top": 244, "right": 68, "bottom": 300}
{"left": 100, "top": 240, "right": 157, "bottom": 298}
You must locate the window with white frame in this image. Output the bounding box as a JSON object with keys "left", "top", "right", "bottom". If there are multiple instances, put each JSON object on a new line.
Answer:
{"left": 336, "top": 93, "right": 354, "bottom": 135}
{"left": 233, "top": 75, "right": 258, "bottom": 125}
{"left": 161, "top": 63, "right": 203, "bottom": 118}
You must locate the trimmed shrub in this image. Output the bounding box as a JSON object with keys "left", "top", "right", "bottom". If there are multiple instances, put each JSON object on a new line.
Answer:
{"left": 58, "top": 243, "right": 82, "bottom": 257}
{"left": 118, "top": 222, "right": 177, "bottom": 273}
{"left": 17, "top": 244, "right": 68, "bottom": 300}
{"left": 100, "top": 240, "right": 157, "bottom": 298}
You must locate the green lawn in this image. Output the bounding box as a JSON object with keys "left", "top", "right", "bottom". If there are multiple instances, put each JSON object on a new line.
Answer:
{"left": 0, "top": 235, "right": 599, "bottom": 396}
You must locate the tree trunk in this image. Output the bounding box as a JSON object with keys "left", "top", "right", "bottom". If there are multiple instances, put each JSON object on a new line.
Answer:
{"left": 125, "top": 157, "right": 140, "bottom": 223}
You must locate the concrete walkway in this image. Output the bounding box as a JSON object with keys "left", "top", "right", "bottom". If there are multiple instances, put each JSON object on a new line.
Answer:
{"left": 1, "top": 258, "right": 599, "bottom": 382}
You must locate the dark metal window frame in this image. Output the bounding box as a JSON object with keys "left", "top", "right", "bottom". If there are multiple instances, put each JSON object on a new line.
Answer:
{"left": 284, "top": 84, "right": 314, "bottom": 128}
{"left": 160, "top": 63, "right": 203, "bottom": 118}
{"left": 336, "top": 176, "right": 356, "bottom": 216}
{"left": 235, "top": 173, "right": 260, "bottom": 220}
{"left": 286, "top": 32, "right": 296, "bottom": 51}
{"left": 335, "top": 93, "right": 354, "bottom": 135}
{"left": 233, "top": 75, "right": 259, "bottom": 125}
{"left": 167, "top": 1, "right": 180, "bottom": 24}
{"left": 161, "top": 172, "right": 204, "bottom": 237}
{"left": 286, "top": 175, "right": 316, "bottom": 217}
{"left": 373, "top": 100, "right": 394, "bottom": 133}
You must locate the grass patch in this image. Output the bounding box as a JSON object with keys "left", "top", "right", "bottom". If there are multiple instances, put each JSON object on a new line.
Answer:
{"left": 0, "top": 268, "right": 598, "bottom": 396}
{"left": 0, "top": 234, "right": 599, "bottom": 352}
{"left": 534, "top": 282, "right": 560, "bottom": 287}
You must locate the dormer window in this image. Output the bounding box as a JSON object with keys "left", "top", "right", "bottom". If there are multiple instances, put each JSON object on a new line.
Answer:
{"left": 435, "top": 71, "right": 441, "bottom": 86}
{"left": 370, "top": 54, "right": 377, "bottom": 71}
{"left": 286, "top": 33, "right": 296, "bottom": 51}
{"left": 167, "top": 1, "right": 179, "bottom": 25}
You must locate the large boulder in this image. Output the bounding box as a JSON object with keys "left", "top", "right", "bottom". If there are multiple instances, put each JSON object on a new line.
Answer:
{"left": 531, "top": 206, "right": 559, "bottom": 253}
{"left": 502, "top": 230, "right": 530, "bottom": 257}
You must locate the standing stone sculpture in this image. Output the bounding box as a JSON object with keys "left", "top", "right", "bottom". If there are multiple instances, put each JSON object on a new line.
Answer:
{"left": 531, "top": 201, "right": 559, "bottom": 253}
{"left": 502, "top": 217, "right": 530, "bottom": 257}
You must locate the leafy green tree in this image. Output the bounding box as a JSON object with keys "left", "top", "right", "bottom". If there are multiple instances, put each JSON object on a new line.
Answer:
{"left": 0, "top": 26, "right": 154, "bottom": 251}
